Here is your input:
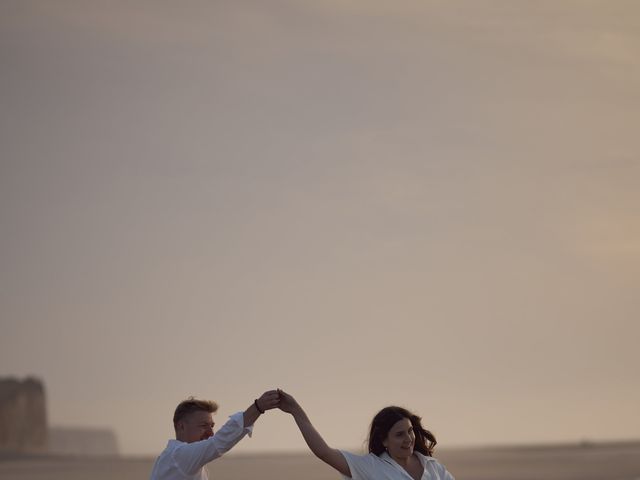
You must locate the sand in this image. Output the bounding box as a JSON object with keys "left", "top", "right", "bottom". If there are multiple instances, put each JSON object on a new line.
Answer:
{"left": 2, "top": 441, "right": 640, "bottom": 480}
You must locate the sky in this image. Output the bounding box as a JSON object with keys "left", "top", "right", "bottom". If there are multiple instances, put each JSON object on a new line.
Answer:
{"left": 1, "top": 0, "right": 639, "bottom": 456}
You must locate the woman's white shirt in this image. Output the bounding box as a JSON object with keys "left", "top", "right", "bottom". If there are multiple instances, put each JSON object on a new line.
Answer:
{"left": 339, "top": 451, "right": 454, "bottom": 480}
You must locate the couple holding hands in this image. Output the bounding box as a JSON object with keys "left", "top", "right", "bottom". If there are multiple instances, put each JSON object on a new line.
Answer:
{"left": 150, "top": 389, "right": 454, "bottom": 480}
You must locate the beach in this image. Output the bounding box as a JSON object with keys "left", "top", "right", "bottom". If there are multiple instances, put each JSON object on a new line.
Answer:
{"left": 2, "top": 441, "right": 640, "bottom": 480}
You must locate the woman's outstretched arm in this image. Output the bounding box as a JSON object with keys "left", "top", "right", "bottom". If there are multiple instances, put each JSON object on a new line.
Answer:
{"left": 278, "top": 389, "right": 351, "bottom": 477}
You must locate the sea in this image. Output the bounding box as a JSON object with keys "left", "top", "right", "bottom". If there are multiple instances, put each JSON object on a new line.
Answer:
{"left": 1, "top": 441, "right": 639, "bottom": 480}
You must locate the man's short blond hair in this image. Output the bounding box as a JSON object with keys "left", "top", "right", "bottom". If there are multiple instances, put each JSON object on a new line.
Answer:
{"left": 173, "top": 397, "right": 218, "bottom": 428}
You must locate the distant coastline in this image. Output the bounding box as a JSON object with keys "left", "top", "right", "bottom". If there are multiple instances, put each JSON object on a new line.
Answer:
{"left": 4, "top": 441, "right": 640, "bottom": 480}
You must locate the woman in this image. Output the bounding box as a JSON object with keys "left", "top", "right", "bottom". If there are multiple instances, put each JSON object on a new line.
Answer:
{"left": 277, "top": 389, "right": 454, "bottom": 480}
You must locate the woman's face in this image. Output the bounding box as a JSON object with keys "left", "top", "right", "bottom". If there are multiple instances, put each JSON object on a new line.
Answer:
{"left": 383, "top": 417, "right": 415, "bottom": 460}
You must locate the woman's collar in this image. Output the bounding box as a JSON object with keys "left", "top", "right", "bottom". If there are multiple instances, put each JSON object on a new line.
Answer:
{"left": 380, "top": 450, "right": 436, "bottom": 467}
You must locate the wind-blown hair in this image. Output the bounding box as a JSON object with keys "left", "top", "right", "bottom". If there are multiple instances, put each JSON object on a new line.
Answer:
{"left": 367, "top": 406, "right": 437, "bottom": 457}
{"left": 173, "top": 397, "right": 218, "bottom": 430}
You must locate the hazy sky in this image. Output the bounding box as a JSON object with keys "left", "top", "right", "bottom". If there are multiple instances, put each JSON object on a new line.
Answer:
{"left": 1, "top": 1, "right": 639, "bottom": 456}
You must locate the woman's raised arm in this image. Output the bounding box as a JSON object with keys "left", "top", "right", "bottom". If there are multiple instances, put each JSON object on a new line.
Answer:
{"left": 278, "top": 389, "right": 351, "bottom": 477}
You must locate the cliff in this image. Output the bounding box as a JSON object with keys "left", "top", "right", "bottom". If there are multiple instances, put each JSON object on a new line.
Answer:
{"left": 0, "top": 377, "right": 48, "bottom": 453}
{"left": 0, "top": 377, "right": 119, "bottom": 456}
{"left": 48, "top": 427, "right": 119, "bottom": 456}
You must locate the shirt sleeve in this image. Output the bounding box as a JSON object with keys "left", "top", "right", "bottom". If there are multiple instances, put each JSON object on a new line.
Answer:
{"left": 440, "top": 463, "right": 455, "bottom": 480}
{"left": 430, "top": 459, "right": 455, "bottom": 480}
{"left": 172, "top": 412, "right": 252, "bottom": 476}
{"left": 339, "top": 451, "right": 377, "bottom": 480}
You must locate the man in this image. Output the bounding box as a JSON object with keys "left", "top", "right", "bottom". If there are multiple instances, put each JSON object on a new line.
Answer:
{"left": 150, "top": 390, "right": 280, "bottom": 480}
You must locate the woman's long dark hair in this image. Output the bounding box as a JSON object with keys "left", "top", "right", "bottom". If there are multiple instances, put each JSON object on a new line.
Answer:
{"left": 367, "top": 406, "right": 437, "bottom": 457}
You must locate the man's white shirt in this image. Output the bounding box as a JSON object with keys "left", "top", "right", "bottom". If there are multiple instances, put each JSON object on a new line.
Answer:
{"left": 150, "top": 412, "right": 252, "bottom": 480}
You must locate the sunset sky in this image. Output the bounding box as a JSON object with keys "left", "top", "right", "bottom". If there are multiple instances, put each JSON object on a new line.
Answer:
{"left": 1, "top": 1, "right": 639, "bottom": 456}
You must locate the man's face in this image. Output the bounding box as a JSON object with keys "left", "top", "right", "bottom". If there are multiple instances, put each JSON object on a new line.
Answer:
{"left": 178, "top": 410, "right": 215, "bottom": 443}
